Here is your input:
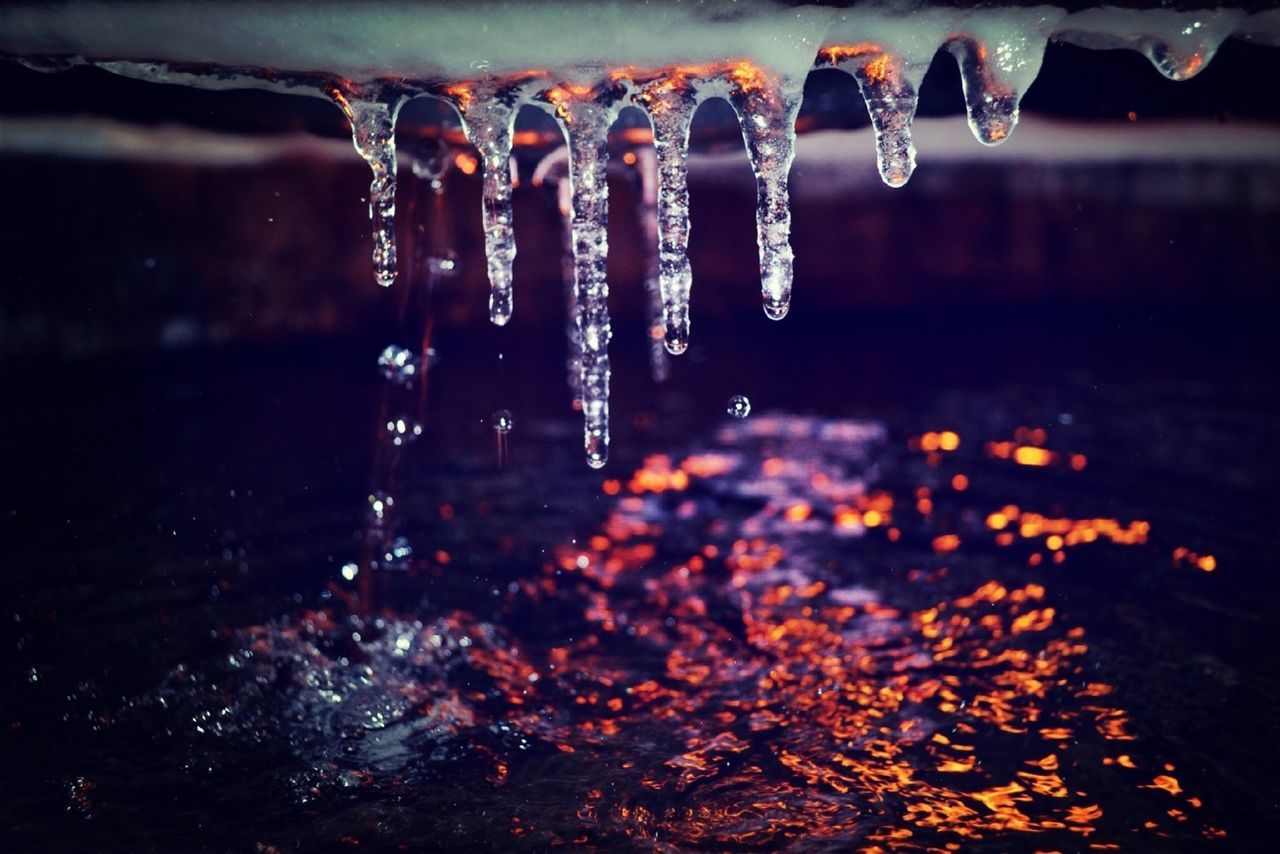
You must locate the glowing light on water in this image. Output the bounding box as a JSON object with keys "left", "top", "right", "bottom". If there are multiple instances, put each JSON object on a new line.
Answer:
{"left": 169, "top": 414, "right": 1228, "bottom": 847}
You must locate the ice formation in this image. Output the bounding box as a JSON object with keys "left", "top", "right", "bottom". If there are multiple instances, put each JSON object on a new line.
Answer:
{"left": 2, "top": 0, "right": 1276, "bottom": 465}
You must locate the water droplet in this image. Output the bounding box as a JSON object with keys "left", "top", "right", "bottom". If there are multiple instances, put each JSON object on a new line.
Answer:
{"left": 367, "top": 491, "right": 393, "bottom": 522}
{"left": 381, "top": 536, "right": 412, "bottom": 571}
{"left": 340, "top": 562, "right": 359, "bottom": 581}
{"left": 384, "top": 417, "right": 423, "bottom": 446}
{"left": 377, "top": 344, "right": 418, "bottom": 385}
{"left": 427, "top": 252, "right": 458, "bottom": 281}
{"left": 492, "top": 409, "right": 514, "bottom": 434}
{"left": 727, "top": 395, "right": 752, "bottom": 419}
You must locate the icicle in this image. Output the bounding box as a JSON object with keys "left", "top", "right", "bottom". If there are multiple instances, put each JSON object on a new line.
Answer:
{"left": 821, "top": 47, "right": 924, "bottom": 188}
{"left": 543, "top": 85, "right": 622, "bottom": 468}
{"left": 451, "top": 82, "right": 525, "bottom": 325}
{"left": 1055, "top": 8, "right": 1242, "bottom": 83}
{"left": 945, "top": 39, "right": 1021, "bottom": 146}
{"left": 634, "top": 79, "right": 698, "bottom": 354}
{"left": 945, "top": 12, "right": 1059, "bottom": 147}
{"left": 1137, "top": 12, "right": 1243, "bottom": 79}
{"left": 630, "top": 146, "right": 671, "bottom": 381}
{"left": 329, "top": 85, "right": 404, "bottom": 287}
{"left": 726, "top": 67, "right": 804, "bottom": 321}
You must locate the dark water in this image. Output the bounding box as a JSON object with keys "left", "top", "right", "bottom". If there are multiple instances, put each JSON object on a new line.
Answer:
{"left": 3, "top": 311, "right": 1279, "bottom": 851}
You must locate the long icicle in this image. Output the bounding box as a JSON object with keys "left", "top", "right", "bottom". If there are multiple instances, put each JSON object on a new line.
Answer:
{"left": 546, "top": 87, "right": 619, "bottom": 468}
{"left": 727, "top": 68, "right": 804, "bottom": 321}
{"left": 452, "top": 82, "right": 524, "bottom": 325}
{"left": 635, "top": 79, "right": 698, "bottom": 355}
{"left": 329, "top": 85, "right": 404, "bottom": 288}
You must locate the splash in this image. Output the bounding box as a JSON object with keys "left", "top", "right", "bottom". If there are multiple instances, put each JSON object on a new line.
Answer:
{"left": 156, "top": 414, "right": 1229, "bottom": 848}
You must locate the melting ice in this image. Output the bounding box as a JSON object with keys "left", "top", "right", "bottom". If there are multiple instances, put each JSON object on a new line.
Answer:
{"left": 2, "top": 1, "right": 1271, "bottom": 465}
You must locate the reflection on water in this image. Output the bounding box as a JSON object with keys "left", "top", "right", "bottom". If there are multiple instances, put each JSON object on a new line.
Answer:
{"left": 149, "top": 413, "right": 1228, "bottom": 850}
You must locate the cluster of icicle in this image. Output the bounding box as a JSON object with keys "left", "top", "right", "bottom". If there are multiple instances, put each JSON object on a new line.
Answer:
{"left": 39, "top": 7, "right": 1238, "bottom": 468}
{"left": 329, "top": 15, "right": 1240, "bottom": 468}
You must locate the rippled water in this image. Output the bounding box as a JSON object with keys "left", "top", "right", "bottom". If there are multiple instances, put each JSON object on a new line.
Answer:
{"left": 3, "top": 317, "right": 1278, "bottom": 851}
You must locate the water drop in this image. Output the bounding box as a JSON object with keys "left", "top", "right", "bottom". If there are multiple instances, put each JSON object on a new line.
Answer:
{"left": 381, "top": 536, "right": 412, "bottom": 571}
{"left": 427, "top": 251, "right": 459, "bottom": 282}
{"left": 492, "top": 409, "right": 514, "bottom": 434}
{"left": 727, "top": 395, "right": 752, "bottom": 419}
{"left": 367, "top": 491, "right": 392, "bottom": 520}
{"left": 385, "top": 417, "right": 423, "bottom": 446}
{"left": 377, "top": 344, "right": 418, "bottom": 385}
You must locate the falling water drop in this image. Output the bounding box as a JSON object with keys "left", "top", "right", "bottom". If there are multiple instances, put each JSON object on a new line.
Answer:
{"left": 377, "top": 344, "right": 419, "bottom": 386}
{"left": 385, "top": 417, "right": 424, "bottom": 446}
{"left": 492, "top": 408, "right": 514, "bottom": 466}
{"left": 492, "top": 409, "right": 514, "bottom": 434}
{"left": 381, "top": 536, "right": 413, "bottom": 571}
{"left": 329, "top": 86, "right": 404, "bottom": 287}
{"left": 727, "top": 395, "right": 752, "bottom": 419}
{"left": 727, "top": 67, "right": 803, "bottom": 321}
